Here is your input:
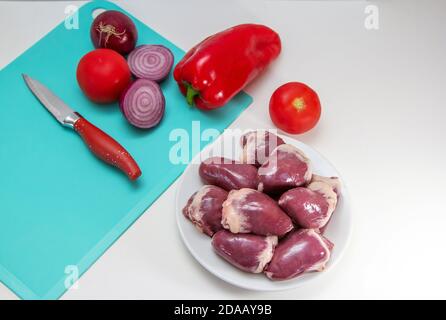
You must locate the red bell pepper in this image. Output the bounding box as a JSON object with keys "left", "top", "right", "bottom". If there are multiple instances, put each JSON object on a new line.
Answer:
{"left": 173, "top": 24, "right": 281, "bottom": 110}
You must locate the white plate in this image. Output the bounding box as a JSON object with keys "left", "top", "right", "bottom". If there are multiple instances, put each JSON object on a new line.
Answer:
{"left": 175, "top": 131, "right": 352, "bottom": 291}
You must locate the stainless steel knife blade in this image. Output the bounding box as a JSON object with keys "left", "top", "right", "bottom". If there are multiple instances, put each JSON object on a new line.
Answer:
{"left": 22, "top": 74, "right": 79, "bottom": 127}
{"left": 21, "top": 74, "right": 141, "bottom": 179}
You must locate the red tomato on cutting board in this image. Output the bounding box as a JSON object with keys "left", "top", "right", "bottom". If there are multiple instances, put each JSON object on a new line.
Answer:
{"left": 76, "top": 49, "right": 131, "bottom": 104}
{"left": 269, "top": 82, "right": 321, "bottom": 134}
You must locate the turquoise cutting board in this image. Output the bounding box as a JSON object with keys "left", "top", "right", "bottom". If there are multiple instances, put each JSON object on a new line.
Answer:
{"left": 0, "top": 0, "right": 252, "bottom": 299}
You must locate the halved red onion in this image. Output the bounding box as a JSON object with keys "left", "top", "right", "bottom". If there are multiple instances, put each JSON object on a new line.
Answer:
{"left": 119, "top": 79, "right": 165, "bottom": 129}
{"left": 127, "top": 45, "right": 174, "bottom": 82}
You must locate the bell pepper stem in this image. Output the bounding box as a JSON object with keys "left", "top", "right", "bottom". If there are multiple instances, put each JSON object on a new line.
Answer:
{"left": 185, "top": 84, "right": 199, "bottom": 106}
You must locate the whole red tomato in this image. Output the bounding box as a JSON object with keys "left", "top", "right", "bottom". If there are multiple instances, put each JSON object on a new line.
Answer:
{"left": 269, "top": 82, "right": 321, "bottom": 134}
{"left": 76, "top": 49, "right": 131, "bottom": 103}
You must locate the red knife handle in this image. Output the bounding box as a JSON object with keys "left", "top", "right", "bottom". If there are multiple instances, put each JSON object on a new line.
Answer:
{"left": 73, "top": 117, "right": 142, "bottom": 181}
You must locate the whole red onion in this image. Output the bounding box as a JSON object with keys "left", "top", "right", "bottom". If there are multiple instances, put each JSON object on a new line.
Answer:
{"left": 90, "top": 10, "right": 138, "bottom": 55}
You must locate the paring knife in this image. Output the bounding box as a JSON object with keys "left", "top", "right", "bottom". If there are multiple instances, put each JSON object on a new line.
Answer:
{"left": 23, "top": 74, "right": 142, "bottom": 181}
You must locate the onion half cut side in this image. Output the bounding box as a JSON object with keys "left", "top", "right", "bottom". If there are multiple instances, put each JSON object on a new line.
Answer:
{"left": 119, "top": 79, "right": 165, "bottom": 129}
{"left": 127, "top": 45, "right": 174, "bottom": 82}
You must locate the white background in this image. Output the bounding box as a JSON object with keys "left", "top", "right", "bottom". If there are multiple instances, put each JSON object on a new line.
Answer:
{"left": 1, "top": 0, "right": 445, "bottom": 299}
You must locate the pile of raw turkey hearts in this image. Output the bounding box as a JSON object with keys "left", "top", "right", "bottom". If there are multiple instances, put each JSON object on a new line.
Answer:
{"left": 182, "top": 130, "right": 341, "bottom": 280}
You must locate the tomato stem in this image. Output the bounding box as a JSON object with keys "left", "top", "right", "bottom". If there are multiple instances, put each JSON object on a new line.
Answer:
{"left": 292, "top": 97, "right": 306, "bottom": 111}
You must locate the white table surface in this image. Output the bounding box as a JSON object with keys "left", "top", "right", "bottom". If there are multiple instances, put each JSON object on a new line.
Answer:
{"left": 1, "top": 0, "right": 445, "bottom": 300}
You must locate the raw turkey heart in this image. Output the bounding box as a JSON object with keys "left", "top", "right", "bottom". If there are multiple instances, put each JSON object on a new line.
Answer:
{"left": 221, "top": 188, "right": 294, "bottom": 236}
{"left": 183, "top": 185, "right": 228, "bottom": 237}
{"left": 265, "top": 229, "right": 333, "bottom": 280}
{"left": 278, "top": 178, "right": 338, "bottom": 230}
{"left": 199, "top": 157, "right": 258, "bottom": 191}
{"left": 240, "top": 130, "right": 285, "bottom": 167}
{"left": 258, "top": 144, "right": 312, "bottom": 195}
{"left": 212, "top": 230, "right": 278, "bottom": 273}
